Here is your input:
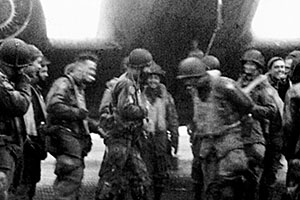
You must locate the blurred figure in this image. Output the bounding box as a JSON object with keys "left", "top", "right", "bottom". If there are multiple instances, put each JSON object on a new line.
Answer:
{"left": 188, "top": 39, "right": 204, "bottom": 59}
{"left": 95, "top": 48, "right": 152, "bottom": 200}
{"left": 120, "top": 56, "right": 129, "bottom": 74}
{"left": 285, "top": 50, "right": 300, "bottom": 79}
{"left": 187, "top": 54, "right": 221, "bottom": 200}
{"left": 14, "top": 44, "right": 48, "bottom": 200}
{"left": 141, "top": 62, "right": 179, "bottom": 200}
{"left": 37, "top": 56, "right": 50, "bottom": 89}
{"left": 46, "top": 52, "right": 98, "bottom": 200}
{"left": 283, "top": 61, "right": 300, "bottom": 200}
{"left": 237, "top": 49, "right": 282, "bottom": 200}
{"left": 0, "top": 38, "right": 32, "bottom": 200}
{"left": 177, "top": 57, "right": 255, "bottom": 200}
{"left": 266, "top": 56, "right": 290, "bottom": 101}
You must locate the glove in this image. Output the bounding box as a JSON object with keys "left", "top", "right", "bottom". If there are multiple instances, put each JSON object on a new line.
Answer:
{"left": 78, "top": 108, "right": 89, "bottom": 120}
{"left": 171, "top": 135, "right": 179, "bottom": 155}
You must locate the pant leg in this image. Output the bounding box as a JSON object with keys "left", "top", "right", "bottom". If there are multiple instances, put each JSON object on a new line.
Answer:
{"left": 128, "top": 147, "right": 151, "bottom": 200}
{"left": 0, "top": 147, "right": 16, "bottom": 200}
{"left": 14, "top": 144, "right": 41, "bottom": 200}
{"left": 205, "top": 149, "right": 250, "bottom": 200}
{"left": 259, "top": 148, "right": 282, "bottom": 200}
{"left": 94, "top": 143, "right": 129, "bottom": 200}
{"left": 53, "top": 155, "right": 84, "bottom": 200}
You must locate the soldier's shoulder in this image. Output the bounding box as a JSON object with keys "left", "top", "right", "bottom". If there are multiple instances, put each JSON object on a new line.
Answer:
{"left": 287, "top": 83, "right": 300, "bottom": 98}
{"left": 215, "top": 76, "right": 236, "bottom": 90}
{"left": 115, "top": 76, "right": 132, "bottom": 88}
{"left": 292, "top": 83, "right": 300, "bottom": 91}
{"left": 51, "top": 76, "right": 71, "bottom": 89}
{"left": 106, "top": 77, "right": 119, "bottom": 88}
{"left": 106, "top": 73, "right": 127, "bottom": 88}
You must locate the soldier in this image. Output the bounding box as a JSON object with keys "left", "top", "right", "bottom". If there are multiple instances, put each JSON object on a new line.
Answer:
{"left": 14, "top": 44, "right": 48, "bottom": 200}
{"left": 46, "top": 52, "right": 98, "bottom": 200}
{"left": 0, "top": 38, "right": 32, "bottom": 200}
{"left": 237, "top": 49, "right": 281, "bottom": 200}
{"left": 95, "top": 48, "right": 152, "bottom": 200}
{"left": 187, "top": 54, "right": 221, "bottom": 200}
{"left": 142, "top": 62, "right": 179, "bottom": 200}
{"left": 266, "top": 56, "right": 289, "bottom": 101}
{"left": 284, "top": 60, "right": 300, "bottom": 199}
{"left": 177, "top": 57, "right": 255, "bottom": 200}
{"left": 285, "top": 50, "right": 300, "bottom": 80}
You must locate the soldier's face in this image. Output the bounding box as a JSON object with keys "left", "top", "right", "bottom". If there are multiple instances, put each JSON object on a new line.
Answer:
{"left": 183, "top": 77, "right": 199, "bottom": 92}
{"left": 25, "top": 57, "right": 43, "bottom": 84}
{"left": 285, "top": 58, "right": 293, "bottom": 77}
{"left": 147, "top": 74, "right": 160, "bottom": 89}
{"left": 242, "top": 61, "right": 260, "bottom": 82}
{"left": 128, "top": 67, "right": 144, "bottom": 81}
{"left": 38, "top": 65, "right": 49, "bottom": 82}
{"left": 269, "top": 60, "right": 286, "bottom": 80}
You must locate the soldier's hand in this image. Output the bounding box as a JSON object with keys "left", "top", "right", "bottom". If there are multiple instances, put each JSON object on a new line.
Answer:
{"left": 78, "top": 108, "right": 89, "bottom": 119}
{"left": 0, "top": 171, "right": 7, "bottom": 192}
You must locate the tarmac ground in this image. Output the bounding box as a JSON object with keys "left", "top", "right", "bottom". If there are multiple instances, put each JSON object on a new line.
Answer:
{"left": 33, "top": 126, "right": 287, "bottom": 200}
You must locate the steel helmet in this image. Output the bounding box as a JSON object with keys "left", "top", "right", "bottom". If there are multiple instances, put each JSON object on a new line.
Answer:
{"left": 27, "top": 44, "right": 43, "bottom": 62}
{"left": 188, "top": 49, "right": 204, "bottom": 59}
{"left": 241, "top": 49, "right": 265, "bottom": 68}
{"left": 128, "top": 48, "right": 153, "bottom": 68}
{"left": 202, "top": 55, "right": 220, "bottom": 70}
{"left": 177, "top": 57, "right": 207, "bottom": 79}
{"left": 0, "top": 38, "right": 30, "bottom": 68}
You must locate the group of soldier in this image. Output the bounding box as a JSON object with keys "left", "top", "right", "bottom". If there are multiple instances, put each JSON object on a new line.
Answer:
{"left": 181, "top": 45, "right": 300, "bottom": 200}
{"left": 0, "top": 38, "right": 179, "bottom": 200}
{"left": 0, "top": 38, "right": 49, "bottom": 200}
{"left": 1, "top": 36, "right": 300, "bottom": 200}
